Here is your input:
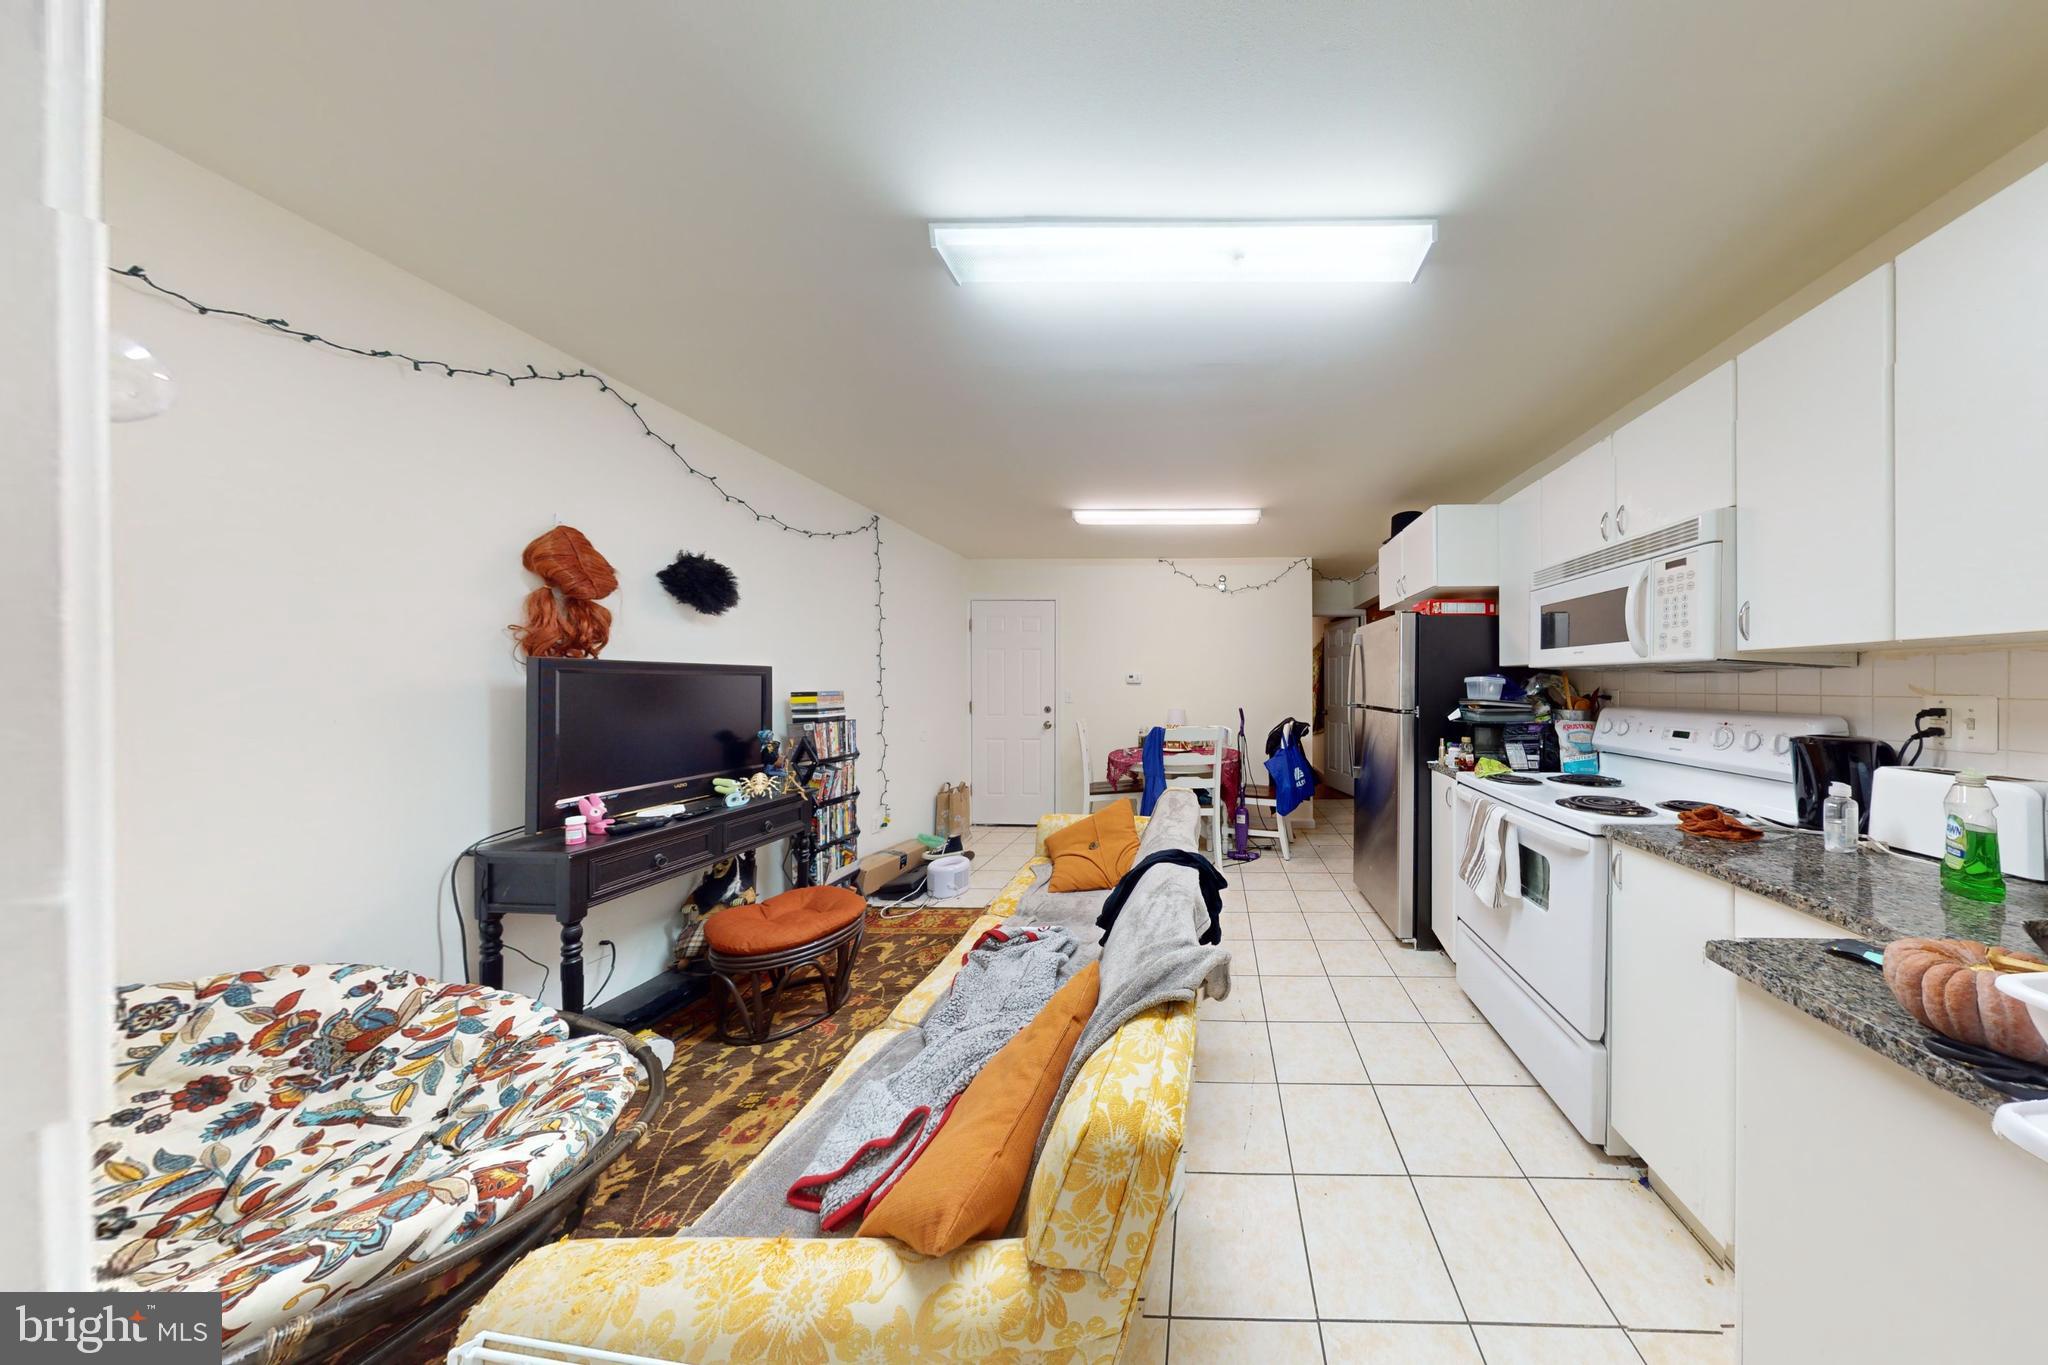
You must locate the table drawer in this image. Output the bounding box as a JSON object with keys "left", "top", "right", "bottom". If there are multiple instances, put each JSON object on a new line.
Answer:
{"left": 588, "top": 824, "right": 719, "bottom": 898}
{"left": 725, "top": 800, "right": 807, "bottom": 849}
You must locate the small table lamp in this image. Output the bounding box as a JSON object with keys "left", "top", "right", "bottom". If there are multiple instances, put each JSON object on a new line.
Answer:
{"left": 1166, "top": 708, "right": 1188, "bottom": 726}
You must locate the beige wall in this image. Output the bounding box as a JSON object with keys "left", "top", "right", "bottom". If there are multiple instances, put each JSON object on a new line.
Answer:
{"left": 966, "top": 559, "right": 1313, "bottom": 814}
{"left": 106, "top": 127, "right": 969, "bottom": 1001}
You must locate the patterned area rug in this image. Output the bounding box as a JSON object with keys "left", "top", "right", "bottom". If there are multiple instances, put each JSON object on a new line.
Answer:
{"left": 572, "top": 906, "right": 981, "bottom": 1238}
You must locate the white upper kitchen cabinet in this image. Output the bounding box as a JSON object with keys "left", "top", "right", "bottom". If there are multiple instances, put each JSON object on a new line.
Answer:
{"left": 1735, "top": 266, "right": 1894, "bottom": 650}
{"left": 1895, "top": 159, "right": 2048, "bottom": 640}
{"left": 1496, "top": 482, "right": 1540, "bottom": 665}
{"left": 1611, "top": 362, "right": 1735, "bottom": 539}
{"left": 1375, "top": 529, "right": 1405, "bottom": 607}
{"left": 1536, "top": 437, "right": 1615, "bottom": 568}
{"left": 1382, "top": 505, "right": 1498, "bottom": 608}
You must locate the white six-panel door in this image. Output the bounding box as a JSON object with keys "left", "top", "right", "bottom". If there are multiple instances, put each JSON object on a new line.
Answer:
{"left": 970, "top": 599, "right": 1057, "bottom": 825}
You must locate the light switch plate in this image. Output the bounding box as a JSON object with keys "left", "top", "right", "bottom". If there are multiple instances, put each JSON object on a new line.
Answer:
{"left": 1124, "top": 673, "right": 1143, "bottom": 686}
{"left": 1926, "top": 695, "right": 1998, "bottom": 754}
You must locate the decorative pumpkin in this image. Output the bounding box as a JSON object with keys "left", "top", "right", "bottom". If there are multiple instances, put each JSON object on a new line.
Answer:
{"left": 1881, "top": 937, "right": 2048, "bottom": 1065}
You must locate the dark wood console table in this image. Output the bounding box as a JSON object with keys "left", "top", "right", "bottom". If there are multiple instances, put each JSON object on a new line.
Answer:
{"left": 472, "top": 793, "right": 807, "bottom": 1024}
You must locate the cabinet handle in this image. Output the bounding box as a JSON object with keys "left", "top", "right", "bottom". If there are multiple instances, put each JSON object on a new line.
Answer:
{"left": 651, "top": 851, "right": 669, "bottom": 869}
{"left": 1610, "top": 852, "right": 1622, "bottom": 888}
{"left": 1738, "top": 601, "right": 1751, "bottom": 642}
{"left": 1599, "top": 511, "right": 1611, "bottom": 542}
{"left": 1615, "top": 504, "right": 1628, "bottom": 536}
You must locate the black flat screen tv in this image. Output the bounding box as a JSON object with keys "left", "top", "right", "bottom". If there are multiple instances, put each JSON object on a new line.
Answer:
{"left": 525, "top": 658, "right": 773, "bottom": 830}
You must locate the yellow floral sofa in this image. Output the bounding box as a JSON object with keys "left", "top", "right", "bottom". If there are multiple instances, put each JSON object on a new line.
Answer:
{"left": 456, "top": 813, "right": 1194, "bottom": 1363}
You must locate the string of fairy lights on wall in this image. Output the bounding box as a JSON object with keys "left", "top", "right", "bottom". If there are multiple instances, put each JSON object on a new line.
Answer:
{"left": 112, "top": 263, "right": 893, "bottom": 827}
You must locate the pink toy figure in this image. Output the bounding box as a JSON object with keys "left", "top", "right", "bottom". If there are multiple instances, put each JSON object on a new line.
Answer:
{"left": 576, "top": 793, "right": 612, "bottom": 836}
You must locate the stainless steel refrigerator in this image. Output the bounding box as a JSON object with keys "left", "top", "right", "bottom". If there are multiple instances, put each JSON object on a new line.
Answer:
{"left": 1351, "top": 611, "right": 1500, "bottom": 944}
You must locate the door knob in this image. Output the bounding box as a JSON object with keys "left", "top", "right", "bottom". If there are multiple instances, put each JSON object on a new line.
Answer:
{"left": 1042, "top": 720, "right": 1053, "bottom": 730}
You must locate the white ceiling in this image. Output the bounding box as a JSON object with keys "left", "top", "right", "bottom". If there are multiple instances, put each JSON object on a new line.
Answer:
{"left": 106, "top": 2, "right": 2048, "bottom": 571}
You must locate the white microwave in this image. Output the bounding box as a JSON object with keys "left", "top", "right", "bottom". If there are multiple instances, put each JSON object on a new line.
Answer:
{"left": 1527, "top": 508, "right": 1854, "bottom": 670}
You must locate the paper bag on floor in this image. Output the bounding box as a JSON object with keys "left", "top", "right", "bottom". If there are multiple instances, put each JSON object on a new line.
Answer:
{"left": 936, "top": 782, "right": 972, "bottom": 841}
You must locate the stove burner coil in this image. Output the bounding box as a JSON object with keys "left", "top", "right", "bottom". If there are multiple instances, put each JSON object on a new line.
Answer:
{"left": 1483, "top": 773, "right": 1543, "bottom": 786}
{"left": 1556, "top": 795, "right": 1654, "bottom": 817}
{"left": 1547, "top": 773, "right": 1623, "bottom": 787}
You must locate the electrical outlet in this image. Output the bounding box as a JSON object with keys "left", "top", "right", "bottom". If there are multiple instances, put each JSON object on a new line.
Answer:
{"left": 1925, "top": 695, "right": 1999, "bottom": 754}
{"left": 1124, "top": 673, "right": 1143, "bottom": 686}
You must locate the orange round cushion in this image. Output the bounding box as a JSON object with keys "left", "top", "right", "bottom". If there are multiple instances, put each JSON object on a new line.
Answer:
{"left": 704, "top": 885, "right": 866, "bottom": 956}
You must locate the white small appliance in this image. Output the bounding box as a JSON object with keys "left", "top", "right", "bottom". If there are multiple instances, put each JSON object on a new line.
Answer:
{"left": 1449, "top": 705, "right": 1846, "bottom": 1144}
{"left": 1867, "top": 767, "right": 2048, "bottom": 879}
{"left": 1527, "top": 507, "right": 1856, "bottom": 670}
{"left": 926, "top": 854, "right": 973, "bottom": 899}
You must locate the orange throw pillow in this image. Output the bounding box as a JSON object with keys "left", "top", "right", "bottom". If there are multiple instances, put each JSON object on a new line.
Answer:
{"left": 859, "top": 962, "right": 1101, "bottom": 1255}
{"left": 1043, "top": 799, "right": 1138, "bottom": 892}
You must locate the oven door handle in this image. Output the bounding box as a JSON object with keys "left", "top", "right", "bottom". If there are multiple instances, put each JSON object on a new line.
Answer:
{"left": 1493, "top": 806, "right": 1604, "bottom": 858}
{"left": 1624, "top": 563, "right": 1653, "bottom": 659}
{"left": 1500, "top": 824, "right": 1524, "bottom": 901}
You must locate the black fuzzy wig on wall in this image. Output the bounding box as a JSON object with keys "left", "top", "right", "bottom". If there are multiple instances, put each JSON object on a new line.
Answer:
{"left": 657, "top": 552, "right": 740, "bottom": 616}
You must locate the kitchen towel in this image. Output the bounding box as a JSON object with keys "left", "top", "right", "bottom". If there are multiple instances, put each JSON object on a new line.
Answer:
{"left": 1459, "top": 797, "right": 1511, "bottom": 909}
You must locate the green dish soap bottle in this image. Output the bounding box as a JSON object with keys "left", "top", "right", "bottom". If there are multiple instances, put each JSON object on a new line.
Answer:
{"left": 1940, "top": 770, "right": 2006, "bottom": 903}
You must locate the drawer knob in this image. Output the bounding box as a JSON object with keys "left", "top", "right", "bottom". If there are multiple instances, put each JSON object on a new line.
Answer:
{"left": 651, "top": 852, "right": 669, "bottom": 869}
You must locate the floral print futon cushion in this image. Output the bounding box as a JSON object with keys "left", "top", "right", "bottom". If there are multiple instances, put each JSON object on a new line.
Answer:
{"left": 93, "top": 962, "right": 636, "bottom": 1350}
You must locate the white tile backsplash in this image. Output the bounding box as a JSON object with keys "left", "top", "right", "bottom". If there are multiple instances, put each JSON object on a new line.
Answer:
{"left": 1871, "top": 651, "right": 1935, "bottom": 697}
{"left": 1933, "top": 649, "right": 2011, "bottom": 697}
{"left": 2010, "top": 648, "right": 2048, "bottom": 701}
{"left": 2003, "top": 698, "right": 2048, "bottom": 756}
{"left": 1773, "top": 666, "right": 1819, "bottom": 696}
{"left": 1594, "top": 643, "right": 2048, "bottom": 778}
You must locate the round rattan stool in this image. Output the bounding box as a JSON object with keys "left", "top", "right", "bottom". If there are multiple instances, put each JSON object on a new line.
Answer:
{"left": 704, "top": 885, "right": 868, "bottom": 1044}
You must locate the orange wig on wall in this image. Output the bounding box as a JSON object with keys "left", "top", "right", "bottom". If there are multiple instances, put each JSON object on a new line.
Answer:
{"left": 511, "top": 524, "right": 618, "bottom": 659}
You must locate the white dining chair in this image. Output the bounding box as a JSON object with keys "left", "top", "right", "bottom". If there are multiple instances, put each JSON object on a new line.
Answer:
{"left": 1074, "top": 718, "right": 1123, "bottom": 812}
{"left": 1162, "top": 724, "right": 1229, "bottom": 854}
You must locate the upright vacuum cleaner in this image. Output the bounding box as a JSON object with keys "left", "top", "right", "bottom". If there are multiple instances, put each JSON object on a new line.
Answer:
{"left": 1227, "top": 707, "right": 1259, "bottom": 862}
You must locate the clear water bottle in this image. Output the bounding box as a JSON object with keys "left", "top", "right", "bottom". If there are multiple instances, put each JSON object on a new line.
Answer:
{"left": 1822, "top": 781, "right": 1858, "bottom": 853}
{"left": 1941, "top": 771, "right": 2006, "bottom": 902}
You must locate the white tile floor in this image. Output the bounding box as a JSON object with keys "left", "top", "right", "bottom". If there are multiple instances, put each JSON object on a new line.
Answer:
{"left": 948, "top": 799, "right": 1736, "bottom": 1363}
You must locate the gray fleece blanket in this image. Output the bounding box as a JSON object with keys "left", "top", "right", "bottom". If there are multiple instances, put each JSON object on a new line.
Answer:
{"left": 687, "top": 790, "right": 1229, "bottom": 1241}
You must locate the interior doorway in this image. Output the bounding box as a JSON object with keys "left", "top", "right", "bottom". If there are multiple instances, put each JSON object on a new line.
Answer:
{"left": 969, "top": 599, "right": 1057, "bottom": 825}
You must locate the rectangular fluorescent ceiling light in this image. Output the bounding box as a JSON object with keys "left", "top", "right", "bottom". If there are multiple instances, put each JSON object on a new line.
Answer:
{"left": 929, "top": 220, "right": 1436, "bottom": 284}
{"left": 1072, "top": 508, "right": 1262, "bottom": 526}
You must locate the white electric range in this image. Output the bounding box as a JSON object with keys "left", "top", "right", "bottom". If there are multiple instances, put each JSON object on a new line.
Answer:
{"left": 1448, "top": 706, "right": 1847, "bottom": 1145}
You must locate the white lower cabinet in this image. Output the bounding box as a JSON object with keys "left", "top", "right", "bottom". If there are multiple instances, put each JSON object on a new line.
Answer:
{"left": 1430, "top": 769, "right": 1456, "bottom": 958}
{"left": 1611, "top": 849, "right": 1845, "bottom": 1259}
{"left": 1609, "top": 847, "right": 1736, "bottom": 1252}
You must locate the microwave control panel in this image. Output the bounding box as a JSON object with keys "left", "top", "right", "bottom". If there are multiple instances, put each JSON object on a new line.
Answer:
{"left": 1653, "top": 555, "right": 1701, "bottom": 654}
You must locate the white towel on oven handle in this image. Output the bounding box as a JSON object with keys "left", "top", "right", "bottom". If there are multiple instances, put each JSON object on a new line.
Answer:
{"left": 1458, "top": 798, "right": 1518, "bottom": 909}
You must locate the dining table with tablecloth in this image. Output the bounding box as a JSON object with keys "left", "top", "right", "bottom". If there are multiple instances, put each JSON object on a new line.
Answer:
{"left": 1103, "top": 737, "right": 1243, "bottom": 813}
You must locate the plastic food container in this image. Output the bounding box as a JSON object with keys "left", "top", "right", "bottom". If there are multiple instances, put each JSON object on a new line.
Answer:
{"left": 1464, "top": 675, "right": 1507, "bottom": 701}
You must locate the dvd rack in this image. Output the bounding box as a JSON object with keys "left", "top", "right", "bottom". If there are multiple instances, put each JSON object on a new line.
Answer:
{"left": 790, "top": 689, "right": 859, "bottom": 885}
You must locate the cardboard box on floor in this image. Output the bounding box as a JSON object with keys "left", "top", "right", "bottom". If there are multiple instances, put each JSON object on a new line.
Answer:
{"left": 857, "top": 839, "right": 929, "bottom": 896}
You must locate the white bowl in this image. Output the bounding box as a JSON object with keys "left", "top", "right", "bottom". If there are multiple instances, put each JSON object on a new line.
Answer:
{"left": 1464, "top": 675, "right": 1507, "bottom": 701}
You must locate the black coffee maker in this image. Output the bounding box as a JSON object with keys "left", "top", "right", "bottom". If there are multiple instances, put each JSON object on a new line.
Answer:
{"left": 1790, "top": 735, "right": 1899, "bottom": 832}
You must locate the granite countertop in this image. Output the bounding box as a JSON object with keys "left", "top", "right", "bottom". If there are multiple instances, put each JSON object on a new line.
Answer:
{"left": 1427, "top": 759, "right": 1461, "bottom": 778}
{"left": 1704, "top": 938, "right": 2016, "bottom": 1114}
{"left": 1607, "top": 825, "right": 2047, "bottom": 956}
